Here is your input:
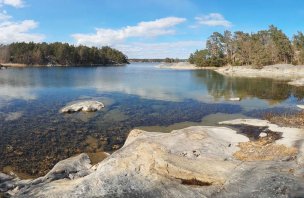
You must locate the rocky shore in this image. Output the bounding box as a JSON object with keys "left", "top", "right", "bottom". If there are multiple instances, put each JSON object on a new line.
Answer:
{"left": 215, "top": 64, "right": 304, "bottom": 86}
{"left": 1, "top": 119, "right": 304, "bottom": 197}
{"left": 159, "top": 63, "right": 304, "bottom": 87}
{"left": 157, "top": 62, "right": 217, "bottom": 70}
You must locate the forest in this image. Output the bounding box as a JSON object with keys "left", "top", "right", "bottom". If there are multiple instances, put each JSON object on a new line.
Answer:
{"left": 189, "top": 25, "right": 304, "bottom": 67}
{"left": 0, "top": 42, "right": 128, "bottom": 66}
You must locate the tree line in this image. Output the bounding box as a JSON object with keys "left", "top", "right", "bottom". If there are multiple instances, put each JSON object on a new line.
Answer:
{"left": 0, "top": 42, "right": 129, "bottom": 66}
{"left": 189, "top": 25, "right": 304, "bottom": 67}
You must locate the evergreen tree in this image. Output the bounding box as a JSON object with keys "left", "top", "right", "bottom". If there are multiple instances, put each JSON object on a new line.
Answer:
{"left": 293, "top": 32, "right": 304, "bottom": 64}
{"left": 0, "top": 42, "right": 128, "bottom": 66}
{"left": 190, "top": 25, "right": 299, "bottom": 67}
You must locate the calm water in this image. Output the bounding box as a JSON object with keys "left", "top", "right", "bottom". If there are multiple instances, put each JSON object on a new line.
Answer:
{"left": 1, "top": 63, "right": 304, "bottom": 177}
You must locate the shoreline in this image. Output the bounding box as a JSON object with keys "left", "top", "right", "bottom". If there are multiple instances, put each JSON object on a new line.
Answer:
{"left": 215, "top": 64, "right": 304, "bottom": 79}
{"left": 215, "top": 64, "right": 304, "bottom": 87}
{"left": 158, "top": 62, "right": 304, "bottom": 87}
{"left": 156, "top": 62, "right": 218, "bottom": 70}
{"left": 1, "top": 118, "right": 303, "bottom": 197}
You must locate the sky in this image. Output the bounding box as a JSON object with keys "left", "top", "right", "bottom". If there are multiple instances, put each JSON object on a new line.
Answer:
{"left": 1, "top": 0, "right": 304, "bottom": 58}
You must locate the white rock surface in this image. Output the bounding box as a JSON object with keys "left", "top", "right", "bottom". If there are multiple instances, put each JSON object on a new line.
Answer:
{"left": 229, "top": 97, "right": 241, "bottom": 101}
{"left": 216, "top": 64, "right": 304, "bottom": 80}
{"left": 159, "top": 64, "right": 304, "bottom": 87}
{"left": 214, "top": 64, "right": 304, "bottom": 87}
{"left": 60, "top": 101, "right": 104, "bottom": 113}
{"left": 157, "top": 62, "right": 198, "bottom": 70}
{"left": 297, "top": 105, "right": 304, "bottom": 109}
{"left": 2, "top": 122, "right": 304, "bottom": 197}
{"left": 259, "top": 132, "right": 267, "bottom": 138}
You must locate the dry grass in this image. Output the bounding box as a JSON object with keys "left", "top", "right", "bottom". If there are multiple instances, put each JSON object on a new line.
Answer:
{"left": 264, "top": 111, "right": 304, "bottom": 128}
{"left": 234, "top": 137, "right": 298, "bottom": 161}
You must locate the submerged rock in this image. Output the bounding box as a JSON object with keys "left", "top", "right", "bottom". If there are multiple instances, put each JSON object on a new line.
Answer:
{"left": 4, "top": 112, "right": 23, "bottom": 121}
{"left": 3, "top": 120, "right": 304, "bottom": 197}
{"left": 60, "top": 101, "right": 104, "bottom": 113}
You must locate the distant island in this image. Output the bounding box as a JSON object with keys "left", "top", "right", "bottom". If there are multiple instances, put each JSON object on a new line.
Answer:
{"left": 189, "top": 25, "right": 304, "bottom": 68}
{"left": 129, "top": 58, "right": 187, "bottom": 63}
{"left": 0, "top": 42, "right": 129, "bottom": 66}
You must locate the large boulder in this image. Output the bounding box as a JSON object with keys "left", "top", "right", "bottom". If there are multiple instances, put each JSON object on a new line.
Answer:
{"left": 4, "top": 121, "right": 304, "bottom": 197}
{"left": 60, "top": 101, "right": 104, "bottom": 113}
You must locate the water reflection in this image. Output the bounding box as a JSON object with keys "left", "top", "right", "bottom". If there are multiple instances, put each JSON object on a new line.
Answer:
{"left": 1, "top": 64, "right": 304, "bottom": 105}
{"left": 0, "top": 93, "right": 242, "bottom": 177}
{"left": 0, "top": 86, "right": 37, "bottom": 100}
{"left": 192, "top": 70, "right": 304, "bottom": 103}
{"left": 1, "top": 63, "right": 304, "bottom": 178}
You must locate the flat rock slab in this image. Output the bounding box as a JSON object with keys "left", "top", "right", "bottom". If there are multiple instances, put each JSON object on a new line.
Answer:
{"left": 4, "top": 120, "right": 304, "bottom": 197}
{"left": 60, "top": 101, "right": 104, "bottom": 113}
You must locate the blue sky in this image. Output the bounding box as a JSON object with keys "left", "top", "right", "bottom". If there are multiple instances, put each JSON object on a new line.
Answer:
{"left": 1, "top": 0, "right": 304, "bottom": 58}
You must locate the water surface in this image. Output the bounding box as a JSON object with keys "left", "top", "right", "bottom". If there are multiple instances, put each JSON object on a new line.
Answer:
{"left": 1, "top": 63, "right": 304, "bottom": 177}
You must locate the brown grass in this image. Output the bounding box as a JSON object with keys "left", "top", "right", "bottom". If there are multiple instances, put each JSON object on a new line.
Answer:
{"left": 234, "top": 137, "right": 298, "bottom": 161}
{"left": 264, "top": 111, "right": 304, "bottom": 128}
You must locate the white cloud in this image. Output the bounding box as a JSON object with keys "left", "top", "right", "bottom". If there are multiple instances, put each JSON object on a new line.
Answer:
{"left": 195, "top": 13, "right": 232, "bottom": 27}
{"left": 1, "top": 0, "right": 24, "bottom": 7}
{"left": 0, "top": 20, "right": 44, "bottom": 43}
{"left": 115, "top": 40, "right": 204, "bottom": 59}
{"left": 0, "top": 0, "right": 44, "bottom": 43}
{"left": 72, "top": 17, "right": 186, "bottom": 46}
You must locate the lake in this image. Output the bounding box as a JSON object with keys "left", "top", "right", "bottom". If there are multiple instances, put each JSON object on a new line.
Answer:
{"left": 1, "top": 63, "right": 304, "bottom": 177}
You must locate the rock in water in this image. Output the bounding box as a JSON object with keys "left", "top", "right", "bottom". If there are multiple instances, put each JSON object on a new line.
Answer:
{"left": 229, "top": 97, "right": 241, "bottom": 101}
{"left": 60, "top": 101, "right": 104, "bottom": 113}
{"left": 297, "top": 105, "right": 304, "bottom": 109}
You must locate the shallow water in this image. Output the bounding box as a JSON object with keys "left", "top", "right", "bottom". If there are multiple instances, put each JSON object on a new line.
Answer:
{"left": 1, "top": 63, "right": 304, "bottom": 177}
